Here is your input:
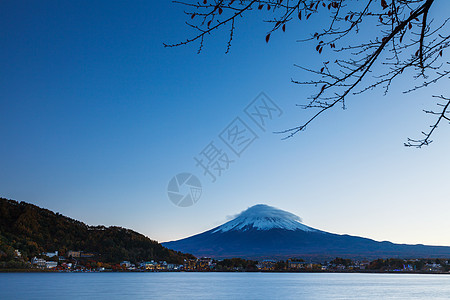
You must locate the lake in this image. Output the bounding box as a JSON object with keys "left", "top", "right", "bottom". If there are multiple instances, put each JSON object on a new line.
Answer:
{"left": 1, "top": 272, "right": 449, "bottom": 299}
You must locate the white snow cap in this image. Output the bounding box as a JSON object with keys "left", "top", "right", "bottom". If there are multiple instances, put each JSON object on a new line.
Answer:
{"left": 213, "top": 204, "right": 316, "bottom": 232}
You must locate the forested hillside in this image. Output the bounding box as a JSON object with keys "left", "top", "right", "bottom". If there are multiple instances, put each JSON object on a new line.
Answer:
{"left": 0, "top": 198, "right": 193, "bottom": 265}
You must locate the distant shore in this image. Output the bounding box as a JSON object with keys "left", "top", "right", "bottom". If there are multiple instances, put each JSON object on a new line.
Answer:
{"left": 0, "top": 269, "right": 55, "bottom": 273}
{"left": 2, "top": 269, "right": 450, "bottom": 275}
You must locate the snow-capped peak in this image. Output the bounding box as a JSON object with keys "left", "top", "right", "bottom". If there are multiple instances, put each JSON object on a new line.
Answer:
{"left": 213, "top": 204, "right": 316, "bottom": 233}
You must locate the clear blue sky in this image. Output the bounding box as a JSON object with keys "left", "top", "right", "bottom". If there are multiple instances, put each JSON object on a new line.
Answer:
{"left": 1, "top": 1, "right": 449, "bottom": 246}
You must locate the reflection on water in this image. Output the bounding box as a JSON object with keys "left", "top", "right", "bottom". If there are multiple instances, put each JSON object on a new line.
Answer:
{"left": 1, "top": 272, "right": 449, "bottom": 299}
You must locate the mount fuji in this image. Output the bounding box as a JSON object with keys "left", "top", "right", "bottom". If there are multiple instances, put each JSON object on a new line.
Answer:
{"left": 163, "top": 204, "right": 450, "bottom": 260}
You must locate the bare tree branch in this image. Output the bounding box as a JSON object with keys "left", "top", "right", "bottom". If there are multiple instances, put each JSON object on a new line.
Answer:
{"left": 166, "top": 0, "right": 449, "bottom": 147}
{"left": 405, "top": 95, "right": 450, "bottom": 147}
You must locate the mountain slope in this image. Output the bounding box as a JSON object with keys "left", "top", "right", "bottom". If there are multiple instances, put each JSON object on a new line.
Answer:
{"left": 163, "top": 204, "right": 450, "bottom": 260}
{"left": 0, "top": 197, "right": 193, "bottom": 264}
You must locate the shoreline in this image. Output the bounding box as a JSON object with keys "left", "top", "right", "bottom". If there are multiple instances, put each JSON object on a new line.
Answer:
{"left": 2, "top": 269, "right": 449, "bottom": 275}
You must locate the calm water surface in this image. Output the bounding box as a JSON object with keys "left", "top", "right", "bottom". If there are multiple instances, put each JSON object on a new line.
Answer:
{"left": 1, "top": 272, "right": 449, "bottom": 299}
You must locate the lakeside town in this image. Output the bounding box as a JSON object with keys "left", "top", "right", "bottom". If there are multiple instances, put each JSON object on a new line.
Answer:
{"left": 6, "top": 248, "right": 450, "bottom": 274}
